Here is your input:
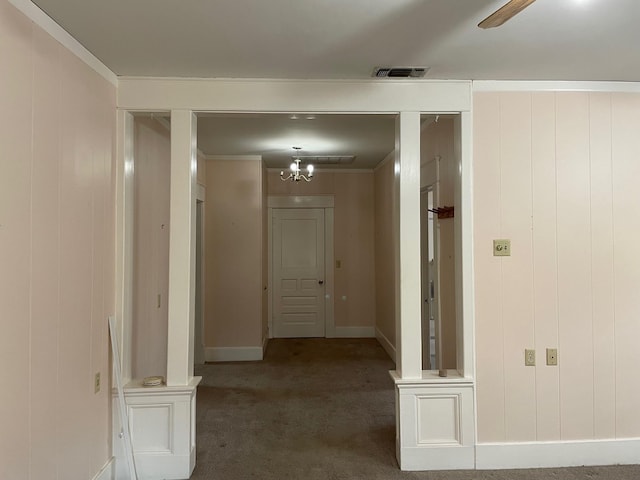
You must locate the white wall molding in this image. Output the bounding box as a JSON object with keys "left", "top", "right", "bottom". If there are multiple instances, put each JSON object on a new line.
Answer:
{"left": 476, "top": 438, "right": 640, "bottom": 470}
{"left": 117, "top": 78, "right": 471, "bottom": 112}
{"left": 268, "top": 168, "right": 374, "bottom": 174}
{"left": 473, "top": 80, "right": 640, "bottom": 93}
{"left": 267, "top": 195, "right": 334, "bottom": 209}
{"left": 332, "top": 326, "right": 375, "bottom": 338}
{"left": 374, "top": 150, "right": 395, "bottom": 172}
{"left": 92, "top": 458, "right": 114, "bottom": 480}
{"left": 8, "top": 0, "right": 117, "bottom": 86}
{"left": 205, "top": 346, "right": 263, "bottom": 362}
{"left": 203, "top": 154, "right": 262, "bottom": 161}
{"left": 376, "top": 327, "right": 396, "bottom": 363}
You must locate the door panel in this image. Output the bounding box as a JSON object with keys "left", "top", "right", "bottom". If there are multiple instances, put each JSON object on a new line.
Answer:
{"left": 273, "top": 208, "right": 325, "bottom": 337}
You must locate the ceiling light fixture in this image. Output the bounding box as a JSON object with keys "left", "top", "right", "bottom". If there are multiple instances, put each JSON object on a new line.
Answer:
{"left": 280, "top": 147, "right": 314, "bottom": 182}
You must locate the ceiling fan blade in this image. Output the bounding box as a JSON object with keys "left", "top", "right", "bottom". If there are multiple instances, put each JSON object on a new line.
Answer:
{"left": 478, "top": 0, "right": 537, "bottom": 29}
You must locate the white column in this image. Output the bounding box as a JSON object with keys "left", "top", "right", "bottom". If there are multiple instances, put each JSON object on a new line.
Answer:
{"left": 167, "top": 110, "right": 197, "bottom": 386}
{"left": 115, "top": 110, "right": 134, "bottom": 384}
{"left": 394, "top": 111, "right": 422, "bottom": 379}
{"left": 455, "top": 111, "right": 475, "bottom": 377}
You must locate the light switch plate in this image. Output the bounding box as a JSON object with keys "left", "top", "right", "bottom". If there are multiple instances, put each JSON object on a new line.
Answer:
{"left": 493, "top": 239, "right": 511, "bottom": 256}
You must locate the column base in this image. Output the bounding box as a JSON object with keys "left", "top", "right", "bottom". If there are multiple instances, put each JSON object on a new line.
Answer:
{"left": 113, "top": 376, "right": 201, "bottom": 480}
{"left": 391, "top": 370, "right": 475, "bottom": 471}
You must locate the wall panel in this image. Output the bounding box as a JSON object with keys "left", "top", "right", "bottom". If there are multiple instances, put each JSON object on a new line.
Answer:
{"left": 475, "top": 90, "right": 640, "bottom": 443}
{"left": 612, "top": 93, "right": 640, "bottom": 438}
{"left": 0, "top": 3, "right": 116, "bottom": 479}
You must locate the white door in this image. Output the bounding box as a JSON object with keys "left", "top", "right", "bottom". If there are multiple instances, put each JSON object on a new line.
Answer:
{"left": 272, "top": 208, "right": 325, "bottom": 338}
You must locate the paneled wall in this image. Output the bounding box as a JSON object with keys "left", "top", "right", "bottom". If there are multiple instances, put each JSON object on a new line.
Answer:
{"left": 268, "top": 170, "right": 376, "bottom": 329}
{"left": 474, "top": 91, "right": 640, "bottom": 443}
{"left": 0, "top": 2, "right": 116, "bottom": 479}
{"left": 131, "top": 117, "right": 171, "bottom": 379}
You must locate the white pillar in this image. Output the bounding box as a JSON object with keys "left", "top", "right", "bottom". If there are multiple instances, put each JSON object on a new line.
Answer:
{"left": 167, "top": 110, "right": 197, "bottom": 386}
{"left": 115, "top": 110, "right": 134, "bottom": 384}
{"left": 394, "top": 111, "right": 422, "bottom": 379}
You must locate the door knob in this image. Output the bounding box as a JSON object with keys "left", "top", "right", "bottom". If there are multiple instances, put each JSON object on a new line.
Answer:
{"left": 318, "top": 280, "right": 324, "bottom": 285}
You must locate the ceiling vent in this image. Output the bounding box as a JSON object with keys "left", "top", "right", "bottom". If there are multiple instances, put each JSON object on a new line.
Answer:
{"left": 372, "top": 66, "right": 429, "bottom": 78}
{"left": 296, "top": 155, "right": 356, "bottom": 165}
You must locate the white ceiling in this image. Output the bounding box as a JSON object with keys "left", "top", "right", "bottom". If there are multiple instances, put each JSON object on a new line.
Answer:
{"left": 30, "top": 0, "right": 640, "bottom": 169}
{"left": 31, "top": 0, "right": 640, "bottom": 81}
{"left": 196, "top": 114, "right": 397, "bottom": 169}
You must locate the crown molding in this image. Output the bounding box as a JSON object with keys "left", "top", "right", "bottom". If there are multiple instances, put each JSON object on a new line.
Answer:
{"left": 9, "top": 0, "right": 117, "bottom": 86}
{"left": 473, "top": 80, "right": 640, "bottom": 93}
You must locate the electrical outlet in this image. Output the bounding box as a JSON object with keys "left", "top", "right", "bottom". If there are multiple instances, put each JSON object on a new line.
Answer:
{"left": 94, "top": 372, "right": 101, "bottom": 393}
{"left": 546, "top": 348, "right": 558, "bottom": 366}
{"left": 525, "top": 349, "right": 535, "bottom": 366}
{"left": 493, "top": 239, "right": 511, "bottom": 256}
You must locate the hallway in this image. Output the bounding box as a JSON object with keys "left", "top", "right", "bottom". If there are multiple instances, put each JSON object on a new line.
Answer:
{"left": 191, "top": 339, "right": 640, "bottom": 479}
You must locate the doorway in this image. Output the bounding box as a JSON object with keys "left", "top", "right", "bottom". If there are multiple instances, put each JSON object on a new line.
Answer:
{"left": 272, "top": 208, "right": 326, "bottom": 337}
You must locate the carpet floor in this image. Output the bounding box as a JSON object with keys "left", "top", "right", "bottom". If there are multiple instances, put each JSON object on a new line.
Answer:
{"left": 192, "top": 338, "right": 640, "bottom": 479}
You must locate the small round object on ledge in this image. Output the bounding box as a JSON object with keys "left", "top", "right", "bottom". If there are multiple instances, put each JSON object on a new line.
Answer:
{"left": 142, "top": 376, "right": 165, "bottom": 387}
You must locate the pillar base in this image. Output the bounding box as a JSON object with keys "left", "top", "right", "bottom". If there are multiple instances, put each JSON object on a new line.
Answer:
{"left": 113, "top": 376, "right": 201, "bottom": 480}
{"left": 391, "top": 370, "right": 475, "bottom": 471}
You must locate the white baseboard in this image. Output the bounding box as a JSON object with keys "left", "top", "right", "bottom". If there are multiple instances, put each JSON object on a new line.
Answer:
{"left": 333, "top": 326, "right": 375, "bottom": 338}
{"left": 375, "top": 327, "right": 396, "bottom": 362}
{"left": 476, "top": 438, "right": 640, "bottom": 470}
{"left": 205, "top": 346, "right": 263, "bottom": 362}
{"left": 92, "top": 457, "right": 114, "bottom": 480}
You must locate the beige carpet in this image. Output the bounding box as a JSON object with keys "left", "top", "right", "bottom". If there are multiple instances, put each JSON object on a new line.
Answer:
{"left": 192, "top": 338, "right": 639, "bottom": 479}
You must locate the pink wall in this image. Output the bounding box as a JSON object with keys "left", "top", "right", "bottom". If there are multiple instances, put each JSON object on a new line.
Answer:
{"left": 0, "top": 2, "right": 116, "bottom": 479}
{"left": 205, "top": 159, "right": 265, "bottom": 347}
{"left": 132, "top": 117, "right": 171, "bottom": 379}
{"left": 374, "top": 159, "right": 396, "bottom": 350}
{"left": 474, "top": 91, "right": 640, "bottom": 443}
{"left": 268, "top": 170, "right": 376, "bottom": 329}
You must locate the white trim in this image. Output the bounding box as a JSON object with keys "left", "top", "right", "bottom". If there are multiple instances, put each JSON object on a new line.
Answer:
{"left": 333, "top": 326, "right": 375, "bottom": 338}
{"left": 476, "top": 438, "right": 640, "bottom": 470}
{"left": 203, "top": 154, "right": 262, "bottom": 161}
{"left": 196, "top": 184, "right": 206, "bottom": 202}
{"left": 267, "top": 195, "right": 334, "bottom": 209}
{"left": 376, "top": 327, "right": 396, "bottom": 363}
{"left": 374, "top": 150, "right": 395, "bottom": 172}
{"left": 8, "top": 0, "right": 117, "bottom": 86}
{"left": 473, "top": 80, "right": 640, "bottom": 93}
{"left": 266, "top": 167, "right": 375, "bottom": 173}
{"left": 262, "top": 335, "right": 269, "bottom": 354}
{"left": 117, "top": 78, "right": 471, "bottom": 112}
{"left": 205, "top": 347, "right": 263, "bottom": 362}
{"left": 92, "top": 458, "right": 114, "bottom": 480}
{"left": 324, "top": 208, "right": 335, "bottom": 338}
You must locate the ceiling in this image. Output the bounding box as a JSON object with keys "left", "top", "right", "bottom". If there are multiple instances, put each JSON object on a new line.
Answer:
{"left": 30, "top": 0, "right": 640, "bottom": 169}
{"left": 196, "top": 114, "right": 397, "bottom": 169}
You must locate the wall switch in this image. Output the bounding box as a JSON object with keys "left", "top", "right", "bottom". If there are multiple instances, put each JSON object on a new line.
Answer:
{"left": 525, "top": 349, "right": 535, "bottom": 366}
{"left": 546, "top": 348, "right": 558, "bottom": 366}
{"left": 493, "top": 239, "right": 511, "bottom": 256}
{"left": 336, "top": 260, "right": 341, "bottom": 268}
{"left": 94, "top": 372, "right": 101, "bottom": 393}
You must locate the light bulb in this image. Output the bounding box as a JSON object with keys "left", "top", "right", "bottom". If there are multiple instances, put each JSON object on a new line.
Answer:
{"left": 307, "top": 164, "right": 314, "bottom": 174}
{"left": 290, "top": 162, "right": 297, "bottom": 172}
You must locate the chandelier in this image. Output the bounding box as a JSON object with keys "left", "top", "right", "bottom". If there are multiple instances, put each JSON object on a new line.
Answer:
{"left": 280, "top": 147, "right": 314, "bottom": 182}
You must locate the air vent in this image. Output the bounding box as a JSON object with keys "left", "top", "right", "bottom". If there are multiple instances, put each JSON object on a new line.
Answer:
{"left": 372, "top": 66, "right": 429, "bottom": 78}
{"left": 295, "top": 155, "right": 356, "bottom": 165}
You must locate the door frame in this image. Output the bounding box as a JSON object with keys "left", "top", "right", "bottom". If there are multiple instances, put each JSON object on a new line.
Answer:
{"left": 267, "top": 195, "right": 335, "bottom": 339}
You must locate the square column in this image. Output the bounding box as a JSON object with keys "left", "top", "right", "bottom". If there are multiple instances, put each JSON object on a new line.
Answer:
{"left": 167, "top": 110, "right": 197, "bottom": 386}
{"left": 394, "top": 111, "right": 423, "bottom": 379}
